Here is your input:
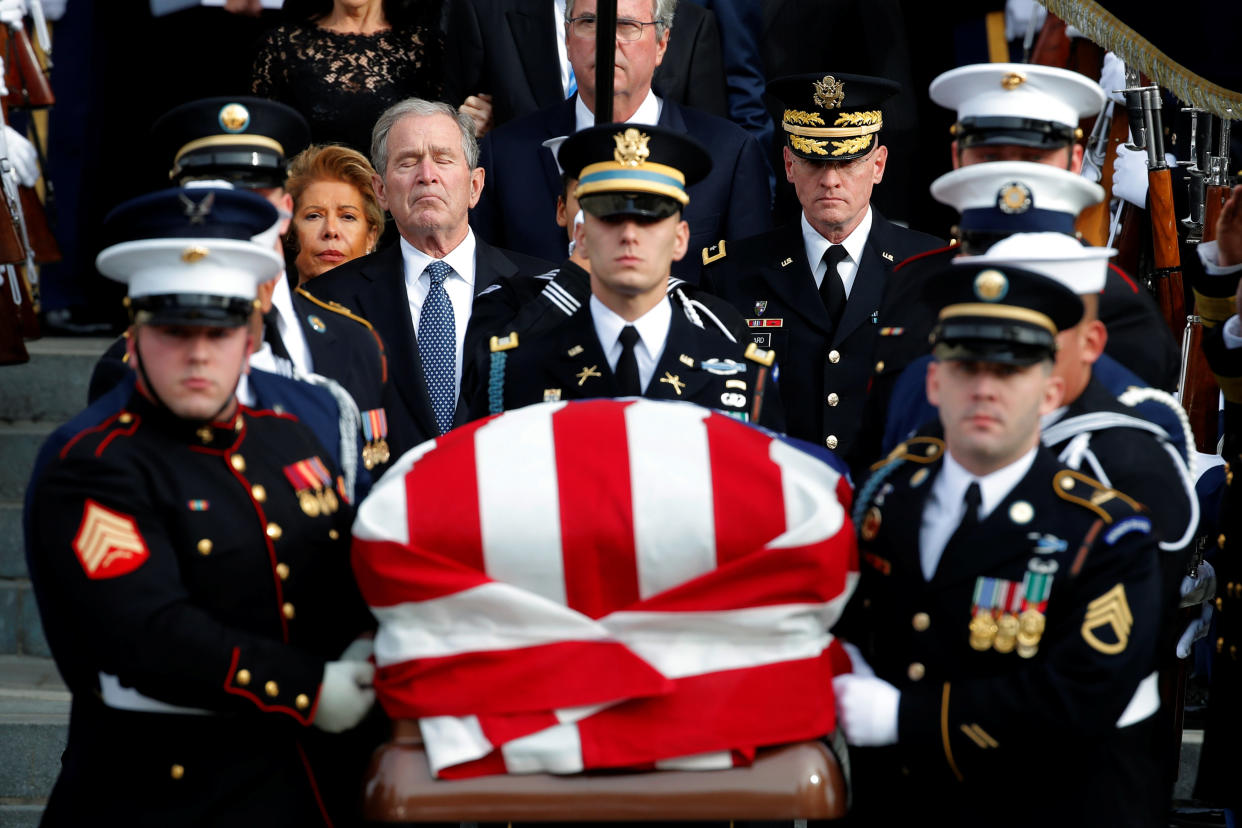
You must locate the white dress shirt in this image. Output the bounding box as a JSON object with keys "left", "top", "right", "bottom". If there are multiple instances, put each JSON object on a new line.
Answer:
{"left": 918, "top": 446, "right": 1038, "bottom": 580}
{"left": 269, "top": 274, "right": 312, "bottom": 375}
{"left": 801, "top": 206, "right": 872, "bottom": 299}
{"left": 575, "top": 88, "right": 661, "bottom": 133}
{"left": 401, "top": 232, "right": 478, "bottom": 401}
{"left": 589, "top": 295, "right": 671, "bottom": 393}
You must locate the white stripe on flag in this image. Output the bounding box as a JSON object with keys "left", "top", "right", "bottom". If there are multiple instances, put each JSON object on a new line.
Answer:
{"left": 768, "top": 438, "right": 846, "bottom": 549}
{"left": 352, "top": 438, "right": 440, "bottom": 545}
{"left": 655, "top": 750, "right": 736, "bottom": 771}
{"left": 476, "top": 405, "right": 568, "bottom": 604}
{"left": 499, "top": 720, "right": 586, "bottom": 774}
{"left": 420, "top": 714, "right": 493, "bottom": 775}
{"left": 371, "top": 581, "right": 612, "bottom": 666}
{"left": 626, "top": 402, "right": 716, "bottom": 598}
{"left": 604, "top": 601, "right": 842, "bottom": 679}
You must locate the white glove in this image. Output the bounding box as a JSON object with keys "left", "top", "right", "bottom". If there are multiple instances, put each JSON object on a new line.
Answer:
{"left": 1176, "top": 601, "right": 1213, "bottom": 659}
{"left": 1004, "top": 0, "right": 1046, "bottom": 42}
{"left": 3, "top": 125, "right": 39, "bottom": 187}
{"left": 314, "top": 659, "right": 376, "bottom": 733}
{"left": 338, "top": 634, "right": 375, "bottom": 663}
{"left": 1113, "top": 143, "right": 1149, "bottom": 208}
{"left": 832, "top": 673, "right": 900, "bottom": 747}
{"left": 35, "top": 0, "right": 64, "bottom": 21}
{"left": 1179, "top": 559, "right": 1217, "bottom": 608}
{"left": 0, "top": 0, "right": 26, "bottom": 27}
{"left": 1099, "top": 52, "right": 1127, "bottom": 104}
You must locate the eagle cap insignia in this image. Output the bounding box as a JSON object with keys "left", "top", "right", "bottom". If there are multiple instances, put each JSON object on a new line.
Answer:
{"left": 974, "top": 269, "right": 1009, "bottom": 302}
{"left": 997, "top": 182, "right": 1033, "bottom": 214}
{"left": 813, "top": 75, "right": 846, "bottom": 110}
{"left": 218, "top": 102, "right": 251, "bottom": 133}
{"left": 179, "top": 191, "right": 214, "bottom": 225}
{"left": 613, "top": 128, "right": 651, "bottom": 167}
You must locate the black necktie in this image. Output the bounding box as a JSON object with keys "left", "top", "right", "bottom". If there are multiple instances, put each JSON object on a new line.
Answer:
{"left": 948, "top": 482, "right": 982, "bottom": 547}
{"left": 818, "top": 245, "right": 849, "bottom": 328}
{"left": 263, "top": 311, "right": 291, "bottom": 361}
{"left": 616, "top": 325, "right": 642, "bottom": 396}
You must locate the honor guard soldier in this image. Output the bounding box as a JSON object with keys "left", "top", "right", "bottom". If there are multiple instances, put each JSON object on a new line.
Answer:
{"left": 700, "top": 72, "right": 941, "bottom": 470}
{"left": 833, "top": 262, "right": 1165, "bottom": 827}
{"left": 466, "top": 124, "right": 783, "bottom": 428}
{"left": 26, "top": 189, "right": 378, "bottom": 827}
{"left": 92, "top": 97, "right": 393, "bottom": 472}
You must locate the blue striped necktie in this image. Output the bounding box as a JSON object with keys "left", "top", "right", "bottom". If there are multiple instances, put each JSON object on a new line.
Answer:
{"left": 419, "top": 260, "right": 457, "bottom": 435}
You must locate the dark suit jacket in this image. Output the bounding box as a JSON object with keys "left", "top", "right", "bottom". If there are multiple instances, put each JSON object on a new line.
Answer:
{"left": 473, "top": 96, "right": 772, "bottom": 282}
{"left": 291, "top": 287, "right": 388, "bottom": 414}
{"left": 442, "top": 0, "right": 727, "bottom": 127}
{"left": 305, "top": 238, "right": 553, "bottom": 461}
{"left": 703, "top": 212, "right": 941, "bottom": 471}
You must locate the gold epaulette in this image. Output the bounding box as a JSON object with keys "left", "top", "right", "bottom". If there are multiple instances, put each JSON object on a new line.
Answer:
{"left": 868, "top": 436, "right": 945, "bottom": 471}
{"left": 743, "top": 341, "right": 775, "bottom": 367}
{"left": 490, "top": 332, "right": 520, "bottom": 352}
{"left": 1052, "top": 469, "right": 1142, "bottom": 523}
{"left": 702, "top": 240, "right": 727, "bottom": 265}
{"left": 295, "top": 287, "right": 377, "bottom": 332}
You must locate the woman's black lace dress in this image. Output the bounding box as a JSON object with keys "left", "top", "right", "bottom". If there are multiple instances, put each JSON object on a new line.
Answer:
{"left": 252, "top": 23, "right": 445, "bottom": 156}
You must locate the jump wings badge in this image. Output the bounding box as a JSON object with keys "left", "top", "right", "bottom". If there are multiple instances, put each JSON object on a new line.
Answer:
{"left": 613, "top": 128, "right": 651, "bottom": 166}
{"left": 813, "top": 75, "right": 846, "bottom": 110}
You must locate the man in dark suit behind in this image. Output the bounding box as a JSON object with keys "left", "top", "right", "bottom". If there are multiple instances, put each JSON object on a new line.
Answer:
{"left": 307, "top": 99, "right": 552, "bottom": 462}
{"left": 469, "top": 0, "right": 771, "bottom": 283}
{"left": 702, "top": 73, "right": 942, "bottom": 472}
{"left": 442, "top": 0, "right": 727, "bottom": 129}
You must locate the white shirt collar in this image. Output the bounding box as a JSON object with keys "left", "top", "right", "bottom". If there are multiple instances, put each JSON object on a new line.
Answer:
{"left": 940, "top": 445, "right": 1039, "bottom": 521}
{"left": 800, "top": 206, "right": 872, "bottom": 297}
{"left": 574, "top": 89, "right": 662, "bottom": 133}
{"left": 268, "top": 272, "right": 312, "bottom": 374}
{"left": 399, "top": 230, "right": 477, "bottom": 290}
{"left": 589, "top": 294, "right": 671, "bottom": 390}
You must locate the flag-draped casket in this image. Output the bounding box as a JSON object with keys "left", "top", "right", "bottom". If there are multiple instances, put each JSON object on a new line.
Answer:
{"left": 352, "top": 399, "right": 858, "bottom": 778}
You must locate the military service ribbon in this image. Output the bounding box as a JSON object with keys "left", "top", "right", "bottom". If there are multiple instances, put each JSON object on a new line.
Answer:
{"left": 361, "top": 408, "right": 390, "bottom": 470}
{"left": 968, "top": 577, "right": 1025, "bottom": 652}
{"left": 1016, "top": 571, "right": 1053, "bottom": 658}
{"left": 282, "top": 457, "right": 339, "bottom": 517}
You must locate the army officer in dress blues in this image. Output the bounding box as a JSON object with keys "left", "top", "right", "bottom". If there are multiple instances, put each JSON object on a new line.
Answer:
{"left": 701, "top": 73, "right": 941, "bottom": 471}
{"left": 832, "top": 263, "right": 1165, "bottom": 827}
{"left": 26, "top": 189, "right": 378, "bottom": 827}
{"left": 466, "top": 124, "right": 783, "bottom": 428}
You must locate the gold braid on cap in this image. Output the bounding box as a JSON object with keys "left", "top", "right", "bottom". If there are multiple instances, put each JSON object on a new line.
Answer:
{"left": 790, "top": 135, "right": 830, "bottom": 156}
{"left": 783, "top": 109, "right": 826, "bottom": 126}
{"left": 834, "top": 110, "right": 882, "bottom": 126}
{"left": 831, "top": 135, "right": 873, "bottom": 156}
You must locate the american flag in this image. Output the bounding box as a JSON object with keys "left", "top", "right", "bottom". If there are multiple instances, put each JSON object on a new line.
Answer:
{"left": 352, "top": 399, "right": 858, "bottom": 778}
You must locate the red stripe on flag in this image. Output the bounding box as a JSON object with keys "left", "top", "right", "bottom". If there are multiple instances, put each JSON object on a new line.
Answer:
{"left": 704, "top": 414, "right": 786, "bottom": 567}
{"left": 373, "top": 639, "right": 673, "bottom": 718}
{"left": 403, "top": 423, "right": 487, "bottom": 574}
{"left": 435, "top": 750, "right": 510, "bottom": 779}
{"left": 352, "top": 537, "right": 491, "bottom": 606}
{"left": 553, "top": 400, "right": 641, "bottom": 619}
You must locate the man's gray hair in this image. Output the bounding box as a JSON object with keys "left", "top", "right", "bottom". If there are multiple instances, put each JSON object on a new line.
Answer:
{"left": 370, "top": 98, "right": 479, "bottom": 174}
{"left": 566, "top": 0, "right": 676, "bottom": 41}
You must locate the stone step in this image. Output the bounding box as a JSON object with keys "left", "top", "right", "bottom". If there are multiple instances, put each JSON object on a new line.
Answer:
{"left": 0, "top": 423, "right": 52, "bottom": 502}
{"left": 0, "top": 655, "right": 69, "bottom": 808}
{"left": 0, "top": 337, "right": 111, "bottom": 424}
{"left": 1, "top": 502, "right": 23, "bottom": 579}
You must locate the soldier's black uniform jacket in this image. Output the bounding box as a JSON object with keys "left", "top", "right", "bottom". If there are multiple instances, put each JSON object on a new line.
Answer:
{"left": 838, "top": 432, "right": 1165, "bottom": 827}
{"left": 26, "top": 392, "right": 375, "bottom": 827}
{"left": 465, "top": 290, "right": 785, "bottom": 429}
{"left": 700, "top": 214, "right": 941, "bottom": 470}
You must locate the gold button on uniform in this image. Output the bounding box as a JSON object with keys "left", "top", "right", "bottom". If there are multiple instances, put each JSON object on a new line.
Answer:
{"left": 912, "top": 612, "right": 930, "bottom": 632}
{"left": 196, "top": 539, "right": 212, "bottom": 556}
{"left": 1217, "top": 597, "right": 1224, "bottom": 611}
{"left": 875, "top": 360, "right": 885, "bottom": 373}
{"left": 170, "top": 764, "right": 185, "bottom": 780}
{"left": 907, "top": 662, "right": 925, "bottom": 681}
{"left": 251, "top": 484, "right": 267, "bottom": 503}
{"left": 276, "top": 563, "right": 290, "bottom": 581}
{"left": 828, "top": 350, "right": 841, "bottom": 364}
{"left": 328, "top": 529, "right": 340, "bottom": 541}
{"left": 1219, "top": 534, "right": 1227, "bottom": 549}
{"left": 230, "top": 454, "right": 246, "bottom": 473}
{"left": 826, "top": 392, "right": 840, "bottom": 407}
{"left": 118, "top": 412, "right": 133, "bottom": 424}
{"left": 282, "top": 602, "right": 295, "bottom": 620}
{"left": 266, "top": 522, "right": 282, "bottom": 540}
{"left": 296, "top": 694, "right": 310, "bottom": 710}
{"left": 825, "top": 435, "right": 839, "bottom": 450}
{"left": 236, "top": 669, "right": 251, "bottom": 686}
{"left": 265, "top": 680, "right": 279, "bottom": 697}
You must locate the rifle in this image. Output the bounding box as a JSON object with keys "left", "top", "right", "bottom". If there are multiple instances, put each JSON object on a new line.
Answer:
{"left": 0, "top": 16, "right": 52, "bottom": 110}
{"left": 0, "top": 60, "right": 41, "bottom": 340}
{"left": 0, "top": 66, "right": 26, "bottom": 363}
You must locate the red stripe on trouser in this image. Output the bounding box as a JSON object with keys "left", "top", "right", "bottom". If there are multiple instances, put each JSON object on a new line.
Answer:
{"left": 373, "top": 639, "right": 672, "bottom": 719}
{"left": 553, "top": 400, "right": 641, "bottom": 619}
{"left": 704, "top": 415, "right": 788, "bottom": 567}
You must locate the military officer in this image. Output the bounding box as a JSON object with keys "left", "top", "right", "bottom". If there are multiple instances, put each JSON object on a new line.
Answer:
{"left": 833, "top": 262, "right": 1165, "bottom": 826}
{"left": 26, "top": 189, "right": 377, "bottom": 827}
{"left": 700, "top": 72, "right": 942, "bottom": 469}
{"left": 466, "top": 124, "right": 783, "bottom": 428}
